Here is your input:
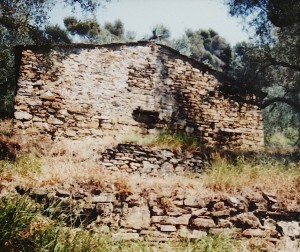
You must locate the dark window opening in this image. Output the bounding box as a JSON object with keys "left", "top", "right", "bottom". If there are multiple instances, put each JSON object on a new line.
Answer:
{"left": 132, "top": 106, "right": 159, "bottom": 128}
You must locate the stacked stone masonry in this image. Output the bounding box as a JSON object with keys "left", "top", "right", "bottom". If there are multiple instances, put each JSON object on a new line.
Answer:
{"left": 14, "top": 42, "right": 264, "bottom": 149}
{"left": 99, "top": 144, "right": 204, "bottom": 176}
{"left": 18, "top": 181, "right": 300, "bottom": 246}
{"left": 9, "top": 144, "right": 300, "bottom": 247}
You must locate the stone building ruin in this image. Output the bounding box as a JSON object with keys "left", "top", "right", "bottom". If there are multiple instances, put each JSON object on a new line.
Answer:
{"left": 14, "top": 42, "right": 264, "bottom": 149}
{"left": 12, "top": 43, "right": 300, "bottom": 247}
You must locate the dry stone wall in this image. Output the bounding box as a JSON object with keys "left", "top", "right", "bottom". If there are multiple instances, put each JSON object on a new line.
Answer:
{"left": 17, "top": 181, "right": 300, "bottom": 247}
{"left": 99, "top": 144, "right": 204, "bottom": 176}
{"left": 14, "top": 42, "right": 264, "bottom": 149}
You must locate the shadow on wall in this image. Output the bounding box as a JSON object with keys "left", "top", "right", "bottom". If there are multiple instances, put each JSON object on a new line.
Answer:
{"left": 132, "top": 107, "right": 159, "bottom": 129}
{"left": 13, "top": 42, "right": 263, "bottom": 149}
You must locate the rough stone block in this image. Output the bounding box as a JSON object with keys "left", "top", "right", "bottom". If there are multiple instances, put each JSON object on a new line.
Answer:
{"left": 91, "top": 193, "right": 116, "bottom": 203}
{"left": 14, "top": 111, "right": 32, "bottom": 121}
{"left": 209, "top": 228, "right": 235, "bottom": 236}
{"left": 276, "top": 221, "right": 300, "bottom": 237}
{"left": 160, "top": 225, "right": 177, "bottom": 232}
{"left": 160, "top": 162, "right": 174, "bottom": 174}
{"left": 191, "top": 218, "right": 216, "bottom": 228}
{"left": 140, "top": 230, "right": 171, "bottom": 238}
{"left": 237, "top": 212, "right": 261, "bottom": 229}
{"left": 211, "top": 209, "right": 231, "bottom": 217}
{"left": 56, "top": 189, "right": 71, "bottom": 197}
{"left": 65, "top": 130, "right": 77, "bottom": 137}
{"left": 151, "top": 214, "right": 191, "bottom": 225}
{"left": 184, "top": 195, "right": 206, "bottom": 207}
{"left": 141, "top": 161, "right": 154, "bottom": 173}
{"left": 121, "top": 206, "right": 150, "bottom": 230}
{"left": 178, "top": 228, "right": 207, "bottom": 239}
{"left": 47, "top": 117, "right": 64, "bottom": 125}
{"left": 242, "top": 229, "right": 267, "bottom": 237}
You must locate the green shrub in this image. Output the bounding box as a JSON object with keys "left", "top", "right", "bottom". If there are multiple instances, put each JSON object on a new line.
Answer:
{"left": 266, "top": 127, "right": 298, "bottom": 148}
{"left": 14, "top": 154, "right": 42, "bottom": 175}
{"left": 0, "top": 154, "right": 42, "bottom": 176}
{"left": 0, "top": 195, "right": 40, "bottom": 251}
{"left": 153, "top": 130, "right": 202, "bottom": 152}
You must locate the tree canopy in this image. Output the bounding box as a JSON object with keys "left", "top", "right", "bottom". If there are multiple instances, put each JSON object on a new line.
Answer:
{"left": 226, "top": 0, "right": 300, "bottom": 145}
{"left": 184, "top": 29, "right": 232, "bottom": 71}
{"left": 226, "top": 0, "right": 300, "bottom": 42}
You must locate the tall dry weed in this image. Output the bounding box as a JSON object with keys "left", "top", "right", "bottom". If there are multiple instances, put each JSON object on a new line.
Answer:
{"left": 203, "top": 153, "right": 300, "bottom": 198}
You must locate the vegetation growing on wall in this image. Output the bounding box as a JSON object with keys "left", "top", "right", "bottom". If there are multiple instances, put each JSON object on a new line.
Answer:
{"left": 0, "top": 194, "right": 244, "bottom": 252}
{"left": 0, "top": 130, "right": 300, "bottom": 250}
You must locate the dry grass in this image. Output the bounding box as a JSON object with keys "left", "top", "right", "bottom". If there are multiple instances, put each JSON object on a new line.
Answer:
{"left": 0, "top": 135, "right": 205, "bottom": 197}
{"left": 202, "top": 153, "right": 300, "bottom": 198}
{"left": 1, "top": 133, "right": 300, "bottom": 202}
{"left": 1, "top": 126, "right": 300, "bottom": 251}
{"left": 1, "top": 120, "right": 300, "bottom": 203}
{"left": 31, "top": 156, "right": 208, "bottom": 197}
{"left": 0, "top": 137, "right": 205, "bottom": 198}
{"left": 117, "top": 130, "right": 203, "bottom": 153}
{"left": 117, "top": 132, "right": 157, "bottom": 146}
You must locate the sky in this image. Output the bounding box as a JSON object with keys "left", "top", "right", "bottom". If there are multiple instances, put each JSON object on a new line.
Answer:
{"left": 50, "top": 0, "right": 249, "bottom": 45}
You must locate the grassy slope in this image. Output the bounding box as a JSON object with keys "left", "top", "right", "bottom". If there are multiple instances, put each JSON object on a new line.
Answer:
{"left": 1, "top": 121, "right": 300, "bottom": 251}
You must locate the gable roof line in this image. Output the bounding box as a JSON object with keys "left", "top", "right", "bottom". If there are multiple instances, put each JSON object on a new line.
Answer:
{"left": 154, "top": 42, "right": 215, "bottom": 73}
{"left": 15, "top": 41, "right": 216, "bottom": 73}
{"left": 14, "top": 41, "right": 264, "bottom": 103}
